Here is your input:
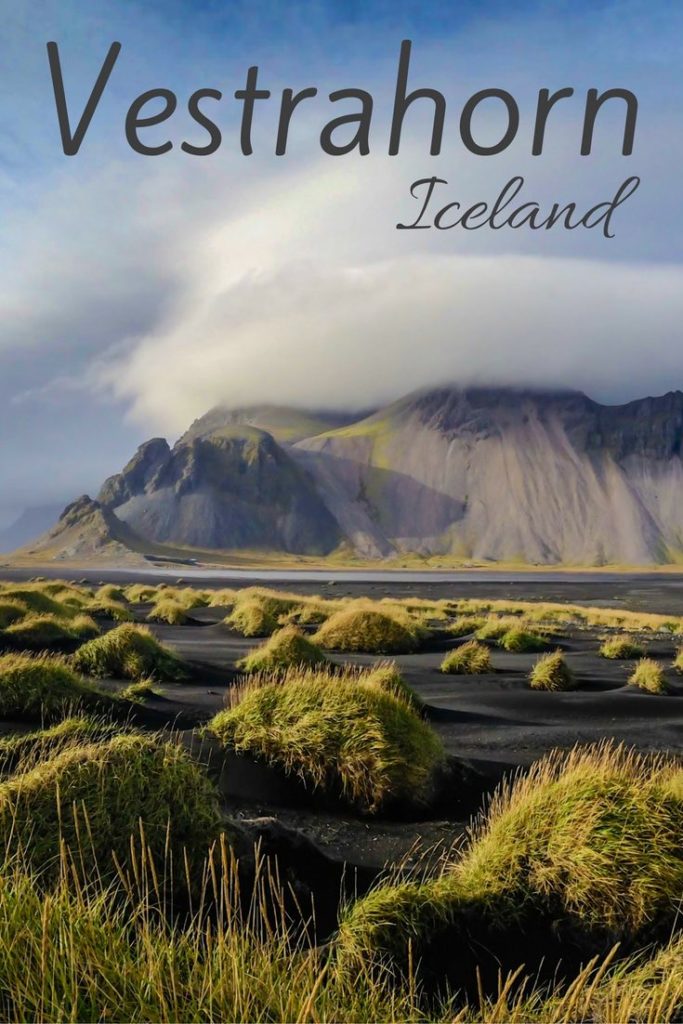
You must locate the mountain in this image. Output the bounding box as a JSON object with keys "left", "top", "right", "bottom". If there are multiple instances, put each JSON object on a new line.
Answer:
{"left": 0, "top": 504, "right": 65, "bottom": 553}
{"left": 20, "top": 496, "right": 147, "bottom": 562}
{"left": 21, "top": 386, "right": 683, "bottom": 565}
{"left": 293, "top": 387, "right": 683, "bottom": 563}
{"left": 97, "top": 427, "right": 341, "bottom": 554}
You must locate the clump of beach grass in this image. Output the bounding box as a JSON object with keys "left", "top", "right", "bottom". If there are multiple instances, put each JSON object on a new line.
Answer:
{"left": 440, "top": 640, "right": 492, "bottom": 675}
{"left": 124, "top": 584, "right": 160, "bottom": 604}
{"left": 628, "top": 658, "right": 668, "bottom": 695}
{"left": 499, "top": 628, "right": 549, "bottom": 653}
{"left": 86, "top": 597, "right": 134, "bottom": 622}
{"left": 313, "top": 607, "right": 420, "bottom": 654}
{"left": 448, "top": 616, "right": 486, "bottom": 638}
{"left": 207, "top": 675, "right": 443, "bottom": 813}
{"left": 227, "top": 600, "right": 278, "bottom": 638}
{"left": 0, "top": 653, "right": 109, "bottom": 719}
{"left": 147, "top": 599, "right": 191, "bottom": 626}
{"left": 0, "top": 733, "right": 222, "bottom": 877}
{"left": 0, "top": 715, "right": 122, "bottom": 775}
{"left": 237, "top": 626, "right": 327, "bottom": 674}
{"left": 600, "top": 635, "right": 645, "bottom": 660}
{"left": 72, "top": 624, "right": 187, "bottom": 682}
{"left": 362, "top": 661, "right": 423, "bottom": 712}
{"left": 529, "top": 650, "right": 575, "bottom": 691}
{"left": 475, "top": 616, "right": 522, "bottom": 642}
{"left": 0, "top": 600, "right": 28, "bottom": 629}
{"left": 335, "top": 743, "right": 683, "bottom": 988}
{"left": 1, "top": 613, "right": 99, "bottom": 649}
{"left": 0, "top": 587, "right": 76, "bottom": 619}
{"left": 119, "top": 679, "right": 158, "bottom": 703}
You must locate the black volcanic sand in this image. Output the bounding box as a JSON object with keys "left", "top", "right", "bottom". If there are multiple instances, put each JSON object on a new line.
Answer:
{"left": 4, "top": 570, "right": 683, "bottom": 875}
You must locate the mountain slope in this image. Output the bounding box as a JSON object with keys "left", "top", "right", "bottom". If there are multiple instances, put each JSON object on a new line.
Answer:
{"left": 98, "top": 428, "right": 342, "bottom": 555}
{"left": 20, "top": 386, "right": 683, "bottom": 566}
{"left": 19, "top": 496, "right": 147, "bottom": 562}
{"left": 293, "top": 387, "right": 683, "bottom": 564}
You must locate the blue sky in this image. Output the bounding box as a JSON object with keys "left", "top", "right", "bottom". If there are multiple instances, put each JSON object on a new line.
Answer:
{"left": 0, "top": 0, "right": 681, "bottom": 523}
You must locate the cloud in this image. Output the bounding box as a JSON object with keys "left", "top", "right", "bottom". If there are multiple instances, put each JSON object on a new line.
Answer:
{"left": 0, "top": 0, "right": 682, "bottom": 519}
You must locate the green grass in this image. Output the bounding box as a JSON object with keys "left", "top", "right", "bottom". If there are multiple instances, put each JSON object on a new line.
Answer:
{"left": 0, "top": 852, "right": 680, "bottom": 1023}
{"left": 119, "top": 679, "right": 158, "bottom": 703}
{"left": 600, "top": 635, "right": 645, "bottom": 659}
{"left": 2, "top": 613, "right": 78, "bottom": 648}
{"left": 529, "top": 650, "right": 575, "bottom": 691}
{"left": 440, "top": 640, "right": 492, "bottom": 675}
{"left": 675, "top": 649, "right": 683, "bottom": 674}
{"left": 313, "top": 607, "right": 421, "bottom": 654}
{"left": 0, "top": 653, "right": 109, "bottom": 719}
{"left": 86, "top": 598, "right": 134, "bottom": 622}
{"left": 72, "top": 624, "right": 187, "bottom": 682}
{"left": 475, "top": 616, "right": 520, "bottom": 641}
{"left": 227, "top": 600, "right": 278, "bottom": 637}
{"left": 94, "top": 584, "right": 127, "bottom": 603}
{"left": 0, "top": 600, "right": 28, "bottom": 629}
{"left": 499, "top": 628, "right": 549, "bottom": 653}
{"left": 362, "top": 661, "right": 423, "bottom": 712}
{"left": 124, "top": 584, "right": 161, "bottom": 603}
{"left": 628, "top": 658, "right": 668, "bottom": 694}
{"left": 447, "top": 616, "right": 486, "bottom": 638}
{"left": 147, "top": 598, "right": 190, "bottom": 625}
{"left": 0, "top": 716, "right": 121, "bottom": 774}
{"left": 336, "top": 743, "right": 683, "bottom": 987}
{"left": 237, "top": 626, "right": 328, "bottom": 673}
{"left": 207, "top": 675, "right": 443, "bottom": 813}
{"left": 0, "top": 733, "right": 221, "bottom": 877}
{"left": 0, "top": 588, "right": 76, "bottom": 619}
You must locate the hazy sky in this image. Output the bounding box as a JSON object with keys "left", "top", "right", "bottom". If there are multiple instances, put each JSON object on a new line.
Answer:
{"left": 0, "top": 0, "right": 681, "bottom": 523}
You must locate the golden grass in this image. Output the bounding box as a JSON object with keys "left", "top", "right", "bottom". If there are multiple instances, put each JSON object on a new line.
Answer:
{"left": 529, "top": 650, "right": 575, "bottom": 691}
{"left": 227, "top": 600, "right": 278, "bottom": 637}
{"left": 600, "top": 635, "right": 645, "bottom": 659}
{"left": 73, "top": 624, "right": 187, "bottom": 682}
{"left": 0, "top": 733, "right": 222, "bottom": 877}
{"left": 208, "top": 674, "right": 443, "bottom": 813}
{"left": 237, "top": 626, "right": 327, "bottom": 673}
{"left": 146, "top": 598, "right": 191, "bottom": 625}
{"left": 336, "top": 743, "right": 683, "bottom": 991}
{"left": 498, "top": 628, "right": 549, "bottom": 653}
{"left": 313, "top": 607, "right": 422, "bottom": 654}
{"left": 441, "top": 640, "right": 492, "bottom": 675}
{"left": 628, "top": 658, "right": 668, "bottom": 694}
{"left": 0, "top": 653, "right": 108, "bottom": 718}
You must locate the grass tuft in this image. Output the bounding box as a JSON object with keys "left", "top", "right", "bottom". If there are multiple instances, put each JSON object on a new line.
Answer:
{"left": 72, "top": 624, "right": 187, "bottom": 682}
{"left": 529, "top": 650, "right": 575, "bottom": 691}
{"left": 227, "top": 600, "right": 278, "bottom": 638}
{"left": 313, "top": 607, "right": 420, "bottom": 654}
{"left": 440, "top": 640, "right": 492, "bottom": 675}
{"left": 499, "top": 628, "right": 548, "bottom": 653}
{"left": 208, "top": 675, "right": 443, "bottom": 813}
{"left": 237, "top": 626, "right": 327, "bottom": 674}
{"left": 600, "top": 635, "right": 645, "bottom": 660}
{"left": 0, "top": 733, "right": 221, "bottom": 877}
{"left": 336, "top": 743, "right": 683, "bottom": 988}
{"left": 628, "top": 658, "right": 668, "bottom": 694}
{"left": 0, "top": 653, "right": 109, "bottom": 719}
{"left": 147, "top": 599, "right": 191, "bottom": 625}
